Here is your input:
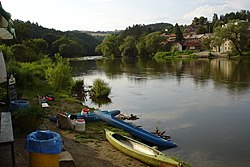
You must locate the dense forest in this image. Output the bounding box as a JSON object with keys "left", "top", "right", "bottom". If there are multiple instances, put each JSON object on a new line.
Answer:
{"left": 1, "top": 20, "right": 101, "bottom": 59}
{"left": 0, "top": 10, "right": 249, "bottom": 61}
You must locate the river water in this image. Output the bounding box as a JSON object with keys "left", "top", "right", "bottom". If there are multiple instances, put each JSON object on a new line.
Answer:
{"left": 70, "top": 57, "right": 250, "bottom": 167}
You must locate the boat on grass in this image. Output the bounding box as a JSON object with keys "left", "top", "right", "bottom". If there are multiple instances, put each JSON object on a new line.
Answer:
{"left": 95, "top": 110, "right": 177, "bottom": 149}
{"left": 105, "top": 129, "right": 181, "bottom": 167}
{"left": 69, "top": 110, "right": 121, "bottom": 122}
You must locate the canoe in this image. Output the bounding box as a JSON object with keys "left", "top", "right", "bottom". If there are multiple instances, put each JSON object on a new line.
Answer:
{"left": 72, "top": 110, "right": 121, "bottom": 122}
{"left": 105, "top": 129, "right": 181, "bottom": 167}
{"left": 95, "top": 110, "right": 177, "bottom": 149}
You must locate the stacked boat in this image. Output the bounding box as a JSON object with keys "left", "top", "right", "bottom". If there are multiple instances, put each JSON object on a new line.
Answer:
{"left": 105, "top": 129, "right": 181, "bottom": 167}
{"left": 95, "top": 110, "right": 177, "bottom": 149}
{"left": 95, "top": 110, "right": 180, "bottom": 166}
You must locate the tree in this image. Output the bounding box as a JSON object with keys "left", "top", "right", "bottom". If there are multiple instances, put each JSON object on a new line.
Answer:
{"left": 43, "top": 33, "right": 60, "bottom": 52}
{"left": 136, "top": 36, "right": 147, "bottom": 57}
{"left": 212, "top": 13, "right": 219, "bottom": 23}
{"left": 51, "top": 37, "right": 84, "bottom": 58}
{"left": 95, "top": 34, "right": 120, "bottom": 58}
{"left": 175, "top": 23, "right": 184, "bottom": 42}
{"left": 119, "top": 36, "right": 138, "bottom": 57}
{"left": 10, "top": 44, "right": 37, "bottom": 62}
{"left": 144, "top": 32, "right": 166, "bottom": 57}
{"left": 202, "top": 37, "right": 213, "bottom": 51}
{"left": 13, "top": 20, "right": 31, "bottom": 42}
{"left": 119, "top": 24, "right": 150, "bottom": 40}
{"left": 45, "top": 53, "right": 74, "bottom": 91}
{"left": 23, "top": 38, "right": 48, "bottom": 56}
{"left": 214, "top": 20, "right": 250, "bottom": 55}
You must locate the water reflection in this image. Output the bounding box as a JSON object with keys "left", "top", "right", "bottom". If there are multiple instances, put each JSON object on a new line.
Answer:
{"left": 70, "top": 58, "right": 250, "bottom": 93}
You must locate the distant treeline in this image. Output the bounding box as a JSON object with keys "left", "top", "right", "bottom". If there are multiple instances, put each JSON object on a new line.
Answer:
{"left": 96, "top": 10, "right": 250, "bottom": 58}
{"left": 1, "top": 20, "right": 101, "bottom": 58}
{"left": 0, "top": 10, "right": 249, "bottom": 60}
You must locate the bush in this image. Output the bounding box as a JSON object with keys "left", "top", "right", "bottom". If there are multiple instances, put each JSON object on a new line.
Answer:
{"left": 45, "top": 53, "right": 74, "bottom": 92}
{"left": 90, "top": 78, "right": 111, "bottom": 98}
{"left": 13, "top": 105, "right": 47, "bottom": 132}
{"left": 153, "top": 51, "right": 172, "bottom": 59}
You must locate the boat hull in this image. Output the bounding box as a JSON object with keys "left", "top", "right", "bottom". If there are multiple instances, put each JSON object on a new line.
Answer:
{"left": 105, "top": 129, "right": 180, "bottom": 167}
{"left": 95, "top": 110, "right": 177, "bottom": 149}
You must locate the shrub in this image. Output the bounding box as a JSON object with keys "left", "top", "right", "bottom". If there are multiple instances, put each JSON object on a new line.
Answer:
{"left": 153, "top": 51, "right": 172, "bottom": 59}
{"left": 90, "top": 78, "right": 111, "bottom": 98}
{"left": 45, "top": 53, "right": 74, "bottom": 92}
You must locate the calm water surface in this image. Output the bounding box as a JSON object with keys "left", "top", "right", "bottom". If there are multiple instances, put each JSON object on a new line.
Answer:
{"left": 70, "top": 58, "right": 250, "bottom": 167}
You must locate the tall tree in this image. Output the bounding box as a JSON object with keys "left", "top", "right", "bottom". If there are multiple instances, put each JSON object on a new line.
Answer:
{"left": 23, "top": 38, "right": 48, "bottom": 56}
{"left": 145, "top": 32, "right": 166, "bottom": 56}
{"left": 95, "top": 34, "right": 120, "bottom": 58}
{"left": 175, "top": 23, "right": 184, "bottom": 42}
{"left": 214, "top": 20, "right": 250, "bottom": 55}
{"left": 119, "top": 36, "right": 138, "bottom": 57}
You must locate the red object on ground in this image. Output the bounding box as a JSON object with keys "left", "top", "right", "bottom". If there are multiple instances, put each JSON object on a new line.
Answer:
{"left": 82, "top": 108, "right": 90, "bottom": 112}
{"left": 76, "top": 119, "right": 85, "bottom": 122}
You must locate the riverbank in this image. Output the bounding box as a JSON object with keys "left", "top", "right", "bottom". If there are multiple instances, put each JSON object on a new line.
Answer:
{"left": 13, "top": 94, "right": 190, "bottom": 166}
{"left": 14, "top": 118, "right": 147, "bottom": 167}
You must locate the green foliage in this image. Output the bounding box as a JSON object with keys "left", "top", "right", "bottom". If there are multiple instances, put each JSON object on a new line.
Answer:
{"left": 153, "top": 51, "right": 172, "bottom": 59}
{"left": 8, "top": 20, "right": 100, "bottom": 57}
{"left": 10, "top": 63, "right": 36, "bottom": 88}
{"left": 71, "top": 80, "right": 84, "bottom": 94}
{"left": 23, "top": 38, "right": 48, "bottom": 56}
{"left": 51, "top": 37, "right": 85, "bottom": 58}
{"left": 175, "top": 23, "right": 184, "bottom": 42}
{"left": 171, "top": 46, "right": 179, "bottom": 54}
{"left": 13, "top": 105, "right": 47, "bottom": 120}
{"left": 5, "top": 58, "right": 46, "bottom": 93}
{"left": 153, "top": 50, "right": 196, "bottom": 60}
{"left": 202, "top": 37, "right": 213, "bottom": 51}
{"left": 90, "top": 78, "right": 111, "bottom": 98}
{"left": 120, "top": 24, "right": 151, "bottom": 40}
{"left": 144, "top": 32, "right": 166, "bottom": 57}
{"left": 119, "top": 36, "right": 138, "bottom": 57}
{"left": 13, "top": 20, "right": 31, "bottom": 42}
{"left": 13, "top": 105, "right": 47, "bottom": 132}
{"left": 95, "top": 34, "right": 120, "bottom": 58}
{"left": 10, "top": 44, "right": 37, "bottom": 62}
{"left": 0, "top": 44, "right": 13, "bottom": 62}
{"left": 45, "top": 53, "right": 74, "bottom": 92}
{"left": 214, "top": 20, "right": 250, "bottom": 56}
{"left": 9, "top": 57, "right": 52, "bottom": 89}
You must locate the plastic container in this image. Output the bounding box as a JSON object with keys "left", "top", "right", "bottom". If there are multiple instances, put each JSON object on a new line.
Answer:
{"left": 10, "top": 99, "right": 30, "bottom": 111}
{"left": 68, "top": 115, "right": 77, "bottom": 128}
{"left": 75, "top": 119, "right": 86, "bottom": 132}
{"left": 25, "top": 130, "right": 62, "bottom": 167}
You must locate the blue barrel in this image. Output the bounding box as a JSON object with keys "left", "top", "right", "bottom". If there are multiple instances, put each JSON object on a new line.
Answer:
{"left": 25, "top": 130, "right": 62, "bottom": 167}
{"left": 25, "top": 130, "right": 62, "bottom": 154}
{"left": 10, "top": 99, "right": 30, "bottom": 111}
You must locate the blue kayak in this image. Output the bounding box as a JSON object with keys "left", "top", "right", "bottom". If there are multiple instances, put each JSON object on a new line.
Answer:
{"left": 95, "top": 110, "right": 177, "bottom": 149}
{"left": 74, "top": 110, "right": 120, "bottom": 122}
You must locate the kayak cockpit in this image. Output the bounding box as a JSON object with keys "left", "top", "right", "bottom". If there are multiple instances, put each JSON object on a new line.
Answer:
{"left": 113, "top": 134, "right": 159, "bottom": 156}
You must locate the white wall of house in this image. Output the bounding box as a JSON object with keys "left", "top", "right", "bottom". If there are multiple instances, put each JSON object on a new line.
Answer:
{"left": 213, "top": 39, "right": 232, "bottom": 53}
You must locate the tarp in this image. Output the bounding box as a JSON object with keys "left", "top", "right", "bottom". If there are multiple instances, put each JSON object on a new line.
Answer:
{"left": 0, "top": 51, "right": 7, "bottom": 83}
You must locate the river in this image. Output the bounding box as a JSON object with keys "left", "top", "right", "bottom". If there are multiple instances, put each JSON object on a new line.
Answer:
{"left": 70, "top": 57, "right": 250, "bottom": 167}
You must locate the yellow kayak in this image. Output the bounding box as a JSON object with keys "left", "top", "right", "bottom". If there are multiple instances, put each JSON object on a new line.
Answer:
{"left": 105, "top": 129, "right": 181, "bottom": 167}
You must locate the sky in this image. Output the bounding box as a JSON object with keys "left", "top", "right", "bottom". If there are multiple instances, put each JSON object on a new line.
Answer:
{"left": 1, "top": 0, "right": 250, "bottom": 31}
